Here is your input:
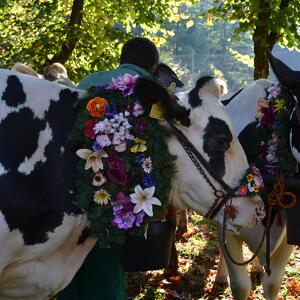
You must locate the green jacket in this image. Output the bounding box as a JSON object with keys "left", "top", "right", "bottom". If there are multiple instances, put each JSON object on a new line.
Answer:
{"left": 57, "top": 64, "right": 153, "bottom": 300}
{"left": 78, "top": 63, "right": 152, "bottom": 90}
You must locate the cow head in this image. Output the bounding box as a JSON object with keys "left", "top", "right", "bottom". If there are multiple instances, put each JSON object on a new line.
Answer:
{"left": 12, "top": 62, "right": 76, "bottom": 88}
{"left": 167, "top": 76, "right": 265, "bottom": 232}
{"left": 267, "top": 50, "right": 300, "bottom": 163}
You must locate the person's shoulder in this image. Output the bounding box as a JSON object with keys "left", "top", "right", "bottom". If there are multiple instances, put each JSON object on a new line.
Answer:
{"left": 119, "top": 64, "right": 152, "bottom": 78}
{"left": 78, "top": 70, "right": 111, "bottom": 90}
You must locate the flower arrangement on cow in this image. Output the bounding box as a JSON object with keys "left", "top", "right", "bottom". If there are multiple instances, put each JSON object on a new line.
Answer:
{"left": 255, "top": 81, "right": 297, "bottom": 176}
{"left": 70, "top": 74, "right": 176, "bottom": 247}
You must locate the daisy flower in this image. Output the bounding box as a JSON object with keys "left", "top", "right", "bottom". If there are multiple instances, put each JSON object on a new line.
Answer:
{"left": 142, "top": 157, "right": 152, "bottom": 174}
{"left": 93, "top": 189, "right": 111, "bottom": 205}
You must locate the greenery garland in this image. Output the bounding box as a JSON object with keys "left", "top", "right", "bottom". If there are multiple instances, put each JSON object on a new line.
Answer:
{"left": 254, "top": 81, "right": 297, "bottom": 176}
{"left": 69, "top": 74, "right": 176, "bottom": 247}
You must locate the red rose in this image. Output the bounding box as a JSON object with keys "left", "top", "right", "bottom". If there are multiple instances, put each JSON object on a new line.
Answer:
{"left": 84, "top": 120, "right": 97, "bottom": 139}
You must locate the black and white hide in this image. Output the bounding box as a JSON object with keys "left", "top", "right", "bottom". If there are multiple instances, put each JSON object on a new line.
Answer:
{"left": 0, "top": 69, "right": 96, "bottom": 299}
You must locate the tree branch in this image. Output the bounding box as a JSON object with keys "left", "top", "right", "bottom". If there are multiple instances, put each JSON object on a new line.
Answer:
{"left": 47, "top": 0, "right": 84, "bottom": 65}
{"left": 267, "top": 0, "right": 290, "bottom": 48}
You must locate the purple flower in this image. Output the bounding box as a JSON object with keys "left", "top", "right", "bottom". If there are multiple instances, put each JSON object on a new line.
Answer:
{"left": 135, "top": 119, "right": 149, "bottom": 135}
{"left": 112, "top": 203, "right": 123, "bottom": 212}
{"left": 96, "top": 134, "right": 111, "bottom": 147}
{"left": 105, "top": 102, "right": 117, "bottom": 117}
{"left": 143, "top": 175, "right": 156, "bottom": 188}
{"left": 135, "top": 211, "right": 145, "bottom": 227}
{"left": 267, "top": 82, "right": 281, "bottom": 100}
{"left": 92, "top": 142, "right": 102, "bottom": 152}
{"left": 133, "top": 102, "right": 144, "bottom": 117}
{"left": 106, "top": 152, "right": 130, "bottom": 187}
{"left": 106, "top": 74, "right": 139, "bottom": 97}
{"left": 114, "top": 141, "right": 127, "bottom": 153}
{"left": 113, "top": 211, "right": 136, "bottom": 230}
{"left": 111, "top": 192, "right": 131, "bottom": 206}
{"left": 260, "top": 106, "right": 275, "bottom": 130}
{"left": 136, "top": 154, "right": 145, "bottom": 164}
{"left": 93, "top": 121, "right": 106, "bottom": 134}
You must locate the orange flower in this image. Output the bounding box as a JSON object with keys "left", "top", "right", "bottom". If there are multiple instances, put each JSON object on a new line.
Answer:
{"left": 86, "top": 97, "right": 108, "bottom": 117}
{"left": 256, "top": 97, "right": 269, "bottom": 120}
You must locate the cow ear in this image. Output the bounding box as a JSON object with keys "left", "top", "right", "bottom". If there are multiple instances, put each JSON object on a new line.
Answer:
{"left": 266, "top": 50, "right": 300, "bottom": 89}
{"left": 154, "top": 63, "right": 184, "bottom": 89}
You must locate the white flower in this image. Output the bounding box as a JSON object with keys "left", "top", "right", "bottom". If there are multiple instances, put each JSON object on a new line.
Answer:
{"left": 130, "top": 185, "right": 161, "bottom": 217}
{"left": 142, "top": 157, "right": 152, "bottom": 174}
{"left": 76, "top": 149, "right": 108, "bottom": 172}
{"left": 247, "top": 182, "right": 255, "bottom": 192}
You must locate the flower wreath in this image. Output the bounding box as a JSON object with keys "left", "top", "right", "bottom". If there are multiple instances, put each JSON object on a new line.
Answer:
{"left": 69, "top": 74, "right": 176, "bottom": 247}
{"left": 254, "top": 81, "right": 298, "bottom": 176}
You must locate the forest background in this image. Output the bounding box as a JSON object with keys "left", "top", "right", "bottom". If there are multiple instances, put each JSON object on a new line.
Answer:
{"left": 1, "top": 0, "right": 300, "bottom": 93}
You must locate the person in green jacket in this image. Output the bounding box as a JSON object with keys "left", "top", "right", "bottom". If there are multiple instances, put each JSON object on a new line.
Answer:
{"left": 57, "top": 37, "right": 159, "bottom": 300}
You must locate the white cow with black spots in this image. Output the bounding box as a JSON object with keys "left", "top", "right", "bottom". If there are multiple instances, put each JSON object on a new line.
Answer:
{"left": 215, "top": 52, "right": 300, "bottom": 300}
{"left": 0, "top": 69, "right": 265, "bottom": 299}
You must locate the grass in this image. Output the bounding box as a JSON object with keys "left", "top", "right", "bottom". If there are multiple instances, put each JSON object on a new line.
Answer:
{"left": 126, "top": 211, "right": 300, "bottom": 300}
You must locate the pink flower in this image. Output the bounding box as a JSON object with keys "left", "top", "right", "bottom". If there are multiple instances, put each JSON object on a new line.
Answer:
{"left": 107, "top": 74, "right": 139, "bottom": 97}
{"left": 254, "top": 175, "right": 263, "bottom": 188}
{"left": 133, "top": 102, "right": 144, "bottom": 117}
{"left": 239, "top": 185, "right": 248, "bottom": 196}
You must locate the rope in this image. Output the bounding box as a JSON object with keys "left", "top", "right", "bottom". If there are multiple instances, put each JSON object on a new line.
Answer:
{"left": 221, "top": 205, "right": 270, "bottom": 267}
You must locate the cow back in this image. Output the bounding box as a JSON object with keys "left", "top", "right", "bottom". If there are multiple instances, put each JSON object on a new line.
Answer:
{"left": 0, "top": 70, "right": 83, "bottom": 245}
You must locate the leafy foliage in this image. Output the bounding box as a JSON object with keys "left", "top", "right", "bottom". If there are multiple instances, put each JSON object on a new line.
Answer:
{"left": 0, "top": 0, "right": 186, "bottom": 82}
{"left": 158, "top": 0, "right": 254, "bottom": 90}
{"left": 208, "top": 0, "right": 300, "bottom": 78}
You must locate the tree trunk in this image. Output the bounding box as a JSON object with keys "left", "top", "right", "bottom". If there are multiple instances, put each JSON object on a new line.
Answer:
{"left": 252, "top": 0, "right": 271, "bottom": 79}
{"left": 47, "top": 0, "right": 84, "bottom": 65}
{"left": 253, "top": 0, "right": 290, "bottom": 79}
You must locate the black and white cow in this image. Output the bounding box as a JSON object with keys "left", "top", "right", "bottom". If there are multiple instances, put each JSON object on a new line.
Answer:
{"left": 0, "top": 69, "right": 265, "bottom": 299}
{"left": 215, "top": 52, "right": 300, "bottom": 300}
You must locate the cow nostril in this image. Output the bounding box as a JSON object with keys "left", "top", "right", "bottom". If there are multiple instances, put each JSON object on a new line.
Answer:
{"left": 215, "top": 136, "right": 230, "bottom": 149}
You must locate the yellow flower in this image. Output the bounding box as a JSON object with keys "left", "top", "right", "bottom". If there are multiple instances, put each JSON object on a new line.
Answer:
{"left": 253, "top": 186, "right": 260, "bottom": 193}
{"left": 246, "top": 174, "right": 254, "bottom": 182}
{"left": 94, "top": 189, "right": 111, "bottom": 205}
{"left": 130, "top": 138, "right": 147, "bottom": 153}
{"left": 274, "top": 98, "right": 286, "bottom": 112}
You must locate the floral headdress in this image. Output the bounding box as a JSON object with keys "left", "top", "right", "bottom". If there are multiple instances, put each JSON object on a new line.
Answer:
{"left": 69, "top": 74, "right": 176, "bottom": 247}
{"left": 255, "top": 81, "right": 297, "bottom": 176}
